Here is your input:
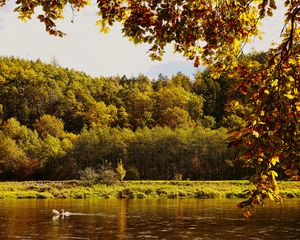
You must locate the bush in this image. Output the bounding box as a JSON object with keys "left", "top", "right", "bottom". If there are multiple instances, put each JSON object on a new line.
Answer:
{"left": 156, "top": 188, "right": 168, "bottom": 196}
{"left": 99, "top": 169, "right": 119, "bottom": 186}
{"left": 117, "top": 189, "right": 134, "bottom": 198}
{"left": 116, "top": 160, "right": 126, "bottom": 182}
{"left": 174, "top": 173, "right": 183, "bottom": 181}
{"left": 79, "top": 167, "right": 99, "bottom": 185}
{"left": 178, "top": 191, "right": 187, "bottom": 198}
{"left": 136, "top": 192, "right": 147, "bottom": 199}
{"left": 79, "top": 163, "right": 120, "bottom": 186}
{"left": 195, "top": 190, "right": 218, "bottom": 199}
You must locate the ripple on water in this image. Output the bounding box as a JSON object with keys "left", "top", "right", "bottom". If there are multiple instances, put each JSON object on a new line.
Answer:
{"left": 59, "top": 237, "right": 90, "bottom": 239}
{"left": 188, "top": 227, "right": 197, "bottom": 230}
{"left": 137, "top": 235, "right": 160, "bottom": 239}
{"left": 160, "top": 228, "right": 173, "bottom": 232}
{"left": 195, "top": 216, "right": 216, "bottom": 223}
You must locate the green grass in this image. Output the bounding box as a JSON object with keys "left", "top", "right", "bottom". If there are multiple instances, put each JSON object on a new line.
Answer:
{"left": 0, "top": 180, "right": 299, "bottom": 199}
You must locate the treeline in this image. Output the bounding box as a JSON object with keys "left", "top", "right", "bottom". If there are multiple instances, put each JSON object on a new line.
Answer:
{"left": 0, "top": 117, "right": 247, "bottom": 180}
{"left": 0, "top": 57, "right": 237, "bottom": 131}
{"left": 0, "top": 56, "right": 258, "bottom": 180}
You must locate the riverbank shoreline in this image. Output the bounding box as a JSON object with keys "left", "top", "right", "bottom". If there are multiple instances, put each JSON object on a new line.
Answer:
{"left": 0, "top": 180, "right": 299, "bottom": 199}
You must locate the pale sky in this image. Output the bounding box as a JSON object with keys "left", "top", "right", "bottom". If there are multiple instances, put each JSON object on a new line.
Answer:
{"left": 0, "top": 1, "right": 285, "bottom": 79}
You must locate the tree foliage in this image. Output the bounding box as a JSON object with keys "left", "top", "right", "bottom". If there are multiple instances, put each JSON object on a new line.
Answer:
{"left": 0, "top": 56, "right": 241, "bottom": 181}
{"left": 116, "top": 160, "right": 126, "bottom": 182}
{"left": 0, "top": 132, "right": 29, "bottom": 179}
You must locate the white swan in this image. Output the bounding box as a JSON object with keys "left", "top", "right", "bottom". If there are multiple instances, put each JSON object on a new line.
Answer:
{"left": 52, "top": 209, "right": 60, "bottom": 216}
{"left": 61, "top": 209, "right": 71, "bottom": 216}
{"left": 52, "top": 209, "right": 71, "bottom": 217}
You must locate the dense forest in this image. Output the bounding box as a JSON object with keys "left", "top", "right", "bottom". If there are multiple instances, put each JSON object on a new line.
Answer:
{"left": 0, "top": 55, "right": 265, "bottom": 180}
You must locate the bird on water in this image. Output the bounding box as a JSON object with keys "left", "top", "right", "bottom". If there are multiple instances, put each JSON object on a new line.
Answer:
{"left": 52, "top": 209, "right": 71, "bottom": 217}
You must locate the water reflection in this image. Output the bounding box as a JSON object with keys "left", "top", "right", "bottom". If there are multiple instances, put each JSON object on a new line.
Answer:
{"left": 0, "top": 199, "right": 299, "bottom": 239}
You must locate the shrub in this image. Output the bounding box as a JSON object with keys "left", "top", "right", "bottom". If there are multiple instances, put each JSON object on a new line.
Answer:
{"left": 136, "top": 192, "right": 147, "bottom": 199}
{"left": 156, "top": 188, "right": 168, "bottom": 196}
{"left": 79, "top": 163, "right": 120, "bottom": 186}
{"left": 145, "top": 188, "right": 153, "bottom": 195}
{"left": 178, "top": 191, "right": 187, "bottom": 198}
{"left": 174, "top": 173, "right": 183, "bottom": 181}
{"left": 195, "top": 190, "right": 218, "bottom": 199}
{"left": 79, "top": 167, "right": 99, "bottom": 184}
{"left": 117, "top": 189, "right": 134, "bottom": 198}
{"left": 99, "top": 169, "right": 119, "bottom": 186}
{"left": 116, "top": 160, "right": 126, "bottom": 182}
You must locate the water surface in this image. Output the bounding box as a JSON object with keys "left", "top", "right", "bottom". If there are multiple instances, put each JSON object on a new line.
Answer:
{"left": 0, "top": 199, "right": 299, "bottom": 239}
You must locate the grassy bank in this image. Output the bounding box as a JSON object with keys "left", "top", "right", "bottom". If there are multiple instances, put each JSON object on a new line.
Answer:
{"left": 0, "top": 180, "right": 299, "bottom": 199}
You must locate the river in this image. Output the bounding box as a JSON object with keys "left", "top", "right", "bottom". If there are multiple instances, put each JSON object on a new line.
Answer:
{"left": 0, "top": 199, "right": 299, "bottom": 239}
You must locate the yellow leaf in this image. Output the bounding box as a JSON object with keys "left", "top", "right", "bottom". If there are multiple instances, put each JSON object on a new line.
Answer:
{"left": 288, "top": 59, "right": 297, "bottom": 65}
{"left": 233, "top": 39, "right": 240, "bottom": 52}
{"left": 253, "top": 131, "right": 259, "bottom": 138}
{"left": 196, "top": 46, "right": 204, "bottom": 53}
{"left": 284, "top": 93, "right": 294, "bottom": 99}
{"left": 233, "top": 101, "right": 239, "bottom": 108}
{"left": 268, "top": 192, "right": 274, "bottom": 201}
{"left": 271, "top": 79, "right": 278, "bottom": 87}
{"left": 270, "top": 156, "right": 279, "bottom": 166}
{"left": 288, "top": 76, "right": 295, "bottom": 82}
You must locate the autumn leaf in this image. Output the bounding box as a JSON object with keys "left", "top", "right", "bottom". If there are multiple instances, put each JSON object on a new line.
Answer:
{"left": 270, "top": 156, "right": 279, "bottom": 166}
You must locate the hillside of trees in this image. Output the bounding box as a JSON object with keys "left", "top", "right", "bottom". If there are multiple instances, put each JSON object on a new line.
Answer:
{"left": 0, "top": 55, "right": 264, "bottom": 180}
